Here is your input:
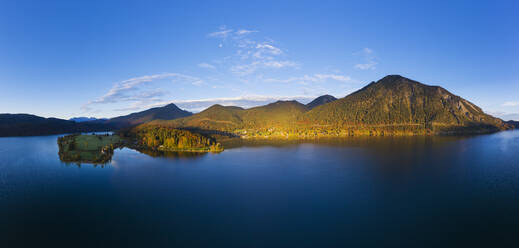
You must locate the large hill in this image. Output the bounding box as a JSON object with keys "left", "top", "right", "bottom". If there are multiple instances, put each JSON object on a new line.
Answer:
{"left": 0, "top": 114, "right": 111, "bottom": 137}
{"left": 139, "top": 75, "right": 510, "bottom": 137}
{"left": 302, "top": 75, "right": 508, "bottom": 134}
{"left": 106, "top": 103, "right": 192, "bottom": 128}
{"left": 151, "top": 100, "right": 309, "bottom": 133}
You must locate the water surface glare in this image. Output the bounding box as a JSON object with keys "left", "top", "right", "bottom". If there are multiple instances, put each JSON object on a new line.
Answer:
{"left": 1, "top": 131, "right": 519, "bottom": 247}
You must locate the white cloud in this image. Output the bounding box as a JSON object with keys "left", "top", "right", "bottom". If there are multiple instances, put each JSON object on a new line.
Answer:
{"left": 264, "top": 73, "right": 351, "bottom": 84}
{"left": 82, "top": 73, "right": 203, "bottom": 112}
{"left": 209, "top": 26, "right": 297, "bottom": 77}
{"left": 81, "top": 27, "right": 359, "bottom": 117}
{"left": 502, "top": 101, "right": 519, "bottom": 107}
{"left": 230, "top": 60, "right": 298, "bottom": 75}
{"left": 85, "top": 73, "right": 173, "bottom": 105}
{"left": 313, "top": 74, "right": 351, "bottom": 82}
{"left": 354, "top": 47, "right": 377, "bottom": 70}
{"left": 230, "top": 62, "right": 260, "bottom": 76}
{"left": 254, "top": 43, "right": 282, "bottom": 58}
{"left": 198, "top": 62, "right": 216, "bottom": 69}
{"left": 262, "top": 60, "right": 298, "bottom": 68}
{"left": 354, "top": 61, "right": 377, "bottom": 70}
{"left": 208, "top": 28, "right": 233, "bottom": 38}
{"left": 235, "top": 29, "right": 257, "bottom": 35}
{"left": 263, "top": 77, "right": 300, "bottom": 83}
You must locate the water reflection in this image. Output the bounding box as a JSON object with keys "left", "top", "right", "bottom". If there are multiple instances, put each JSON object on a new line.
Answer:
{"left": 135, "top": 148, "right": 208, "bottom": 160}
{"left": 220, "top": 134, "right": 472, "bottom": 150}
{"left": 57, "top": 134, "right": 476, "bottom": 166}
{"left": 62, "top": 161, "right": 111, "bottom": 168}
{"left": 58, "top": 144, "right": 208, "bottom": 166}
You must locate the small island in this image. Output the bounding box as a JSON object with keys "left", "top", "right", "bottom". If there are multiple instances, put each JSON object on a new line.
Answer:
{"left": 58, "top": 134, "right": 124, "bottom": 164}
{"left": 58, "top": 128, "right": 223, "bottom": 164}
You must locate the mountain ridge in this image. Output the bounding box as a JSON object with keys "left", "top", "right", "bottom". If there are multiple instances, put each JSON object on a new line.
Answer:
{"left": 0, "top": 103, "right": 193, "bottom": 137}
{"left": 302, "top": 75, "right": 508, "bottom": 134}
{"left": 0, "top": 75, "right": 511, "bottom": 137}
{"left": 106, "top": 103, "right": 192, "bottom": 128}
{"left": 138, "top": 75, "right": 510, "bottom": 137}
{"left": 0, "top": 114, "right": 111, "bottom": 137}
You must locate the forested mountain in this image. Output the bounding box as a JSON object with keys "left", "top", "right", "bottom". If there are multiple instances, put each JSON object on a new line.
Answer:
{"left": 240, "top": 100, "right": 308, "bottom": 128}
{"left": 140, "top": 75, "right": 510, "bottom": 137}
{"left": 0, "top": 114, "right": 111, "bottom": 137}
{"left": 303, "top": 75, "right": 509, "bottom": 134}
{"left": 306, "top": 95, "right": 337, "bottom": 109}
{"left": 168, "top": 104, "right": 244, "bottom": 131}
{"left": 147, "top": 100, "right": 309, "bottom": 133}
{"left": 106, "top": 103, "right": 192, "bottom": 128}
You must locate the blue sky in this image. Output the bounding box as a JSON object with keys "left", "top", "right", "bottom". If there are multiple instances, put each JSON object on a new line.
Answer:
{"left": 1, "top": 0, "right": 518, "bottom": 120}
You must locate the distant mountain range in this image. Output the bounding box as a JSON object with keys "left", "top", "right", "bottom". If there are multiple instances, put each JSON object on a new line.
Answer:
{"left": 141, "top": 75, "right": 511, "bottom": 136}
{"left": 0, "top": 75, "right": 514, "bottom": 137}
{"left": 105, "top": 103, "right": 192, "bottom": 128}
{"left": 156, "top": 100, "right": 309, "bottom": 133}
{"left": 0, "top": 114, "right": 110, "bottom": 137}
{"left": 0, "top": 104, "right": 192, "bottom": 137}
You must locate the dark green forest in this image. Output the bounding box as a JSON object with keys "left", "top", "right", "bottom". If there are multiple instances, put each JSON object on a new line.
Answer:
{"left": 122, "top": 126, "right": 223, "bottom": 152}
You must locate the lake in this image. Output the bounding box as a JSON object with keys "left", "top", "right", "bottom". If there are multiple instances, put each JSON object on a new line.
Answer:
{"left": 1, "top": 131, "right": 519, "bottom": 247}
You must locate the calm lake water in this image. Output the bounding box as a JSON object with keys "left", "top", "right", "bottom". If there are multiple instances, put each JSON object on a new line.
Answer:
{"left": 1, "top": 131, "right": 519, "bottom": 247}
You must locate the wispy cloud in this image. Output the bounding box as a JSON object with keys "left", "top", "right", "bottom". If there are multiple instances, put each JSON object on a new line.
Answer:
{"left": 85, "top": 73, "right": 173, "bottom": 105}
{"left": 254, "top": 43, "right": 282, "bottom": 58}
{"left": 502, "top": 101, "right": 519, "bottom": 107}
{"left": 208, "top": 26, "right": 298, "bottom": 77}
{"left": 83, "top": 27, "right": 359, "bottom": 117}
{"left": 235, "top": 29, "right": 257, "bottom": 35}
{"left": 354, "top": 48, "right": 377, "bottom": 70}
{"left": 230, "top": 60, "right": 298, "bottom": 76}
{"left": 208, "top": 26, "right": 233, "bottom": 39}
{"left": 314, "top": 74, "right": 351, "bottom": 82}
{"left": 263, "top": 60, "right": 297, "bottom": 68}
{"left": 264, "top": 73, "right": 352, "bottom": 84}
{"left": 198, "top": 62, "right": 216, "bottom": 69}
{"left": 81, "top": 73, "right": 202, "bottom": 112}
{"left": 354, "top": 62, "right": 377, "bottom": 70}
